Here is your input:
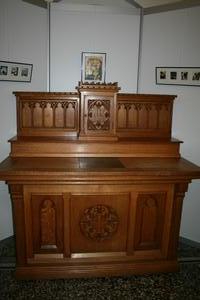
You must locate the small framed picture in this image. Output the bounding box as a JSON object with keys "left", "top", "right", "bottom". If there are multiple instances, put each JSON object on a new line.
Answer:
{"left": 156, "top": 67, "right": 200, "bottom": 86}
{"left": 0, "top": 61, "right": 33, "bottom": 82}
{"left": 81, "top": 52, "right": 106, "bottom": 83}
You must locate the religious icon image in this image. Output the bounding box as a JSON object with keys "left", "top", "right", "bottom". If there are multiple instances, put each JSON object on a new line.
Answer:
{"left": 81, "top": 52, "right": 106, "bottom": 83}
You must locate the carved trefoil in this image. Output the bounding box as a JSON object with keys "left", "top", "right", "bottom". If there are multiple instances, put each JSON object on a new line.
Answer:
{"left": 79, "top": 204, "right": 119, "bottom": 242}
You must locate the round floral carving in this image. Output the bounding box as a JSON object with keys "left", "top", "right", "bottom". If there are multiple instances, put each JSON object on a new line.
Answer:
{"left": 79, "top": 204, "right": 119, "bottom": 242}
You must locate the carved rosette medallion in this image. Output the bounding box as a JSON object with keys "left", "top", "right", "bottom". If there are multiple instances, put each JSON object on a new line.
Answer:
{"left": 79, "top": 204, "right": 119, "bottom": 242}
{"left": 87, "top": 99, "right": 110, "bottom": 130}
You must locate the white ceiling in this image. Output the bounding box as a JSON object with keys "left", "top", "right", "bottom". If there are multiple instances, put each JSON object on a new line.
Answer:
{"left": 61, "top": 0, "right": 182, "bottom": 6}
{"left": 22, "top": 0, "right": 200, "bottom": 14}
{"left": 60, "top": 0, "right": 134, "bottom": 7}
{"left": 60, "top": 0, "right": 200, "bottom": 13}
{"left": 135, "top": 0, "right": 183, "bottom": 8}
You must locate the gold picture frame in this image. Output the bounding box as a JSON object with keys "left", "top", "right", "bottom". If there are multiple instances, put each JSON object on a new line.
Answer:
{"left": 81, "top": 52, "right": 106, "bottom": 83}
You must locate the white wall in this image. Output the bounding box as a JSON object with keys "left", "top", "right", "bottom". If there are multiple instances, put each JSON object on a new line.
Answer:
{"left": 50, "top": 3, "right": 140, "bottom": 92}
{"left": 139, "top": 7, "right": 200, "bottom": 242}
{"left": 0, "top": 0, "right": 47, "bottom": 240}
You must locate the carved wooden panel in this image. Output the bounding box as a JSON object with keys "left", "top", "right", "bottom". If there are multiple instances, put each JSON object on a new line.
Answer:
{"left": 15, "top": 92, "right": 79, "bottom": 137}
{"left": 15, "top": 90, "right": 176, "bottom": 139}
{"left": 117, "top": 94, "right": 175, "bottom": 138}
{"left": 134, "top": 192, "right": 166, "bottom": 251}
{"left": 70, "top": 193, "right": 130, "bottom": 253}
{"left": 117, "top": 103, "right": 171, "bottom": 131}
{"left": 82, "top": 96, "right": 115, "bottom": 138}
{"left": 87, "top": 99, "right": 111, "bottom": 131}
{"left": 31, "top": 194, "right": 64, "bottom": 254}
{"left": 40, "top": 199, "right": 56, "bottom": 247}
{"left": 22, "top": 101, "right": 78, "bottom": 129}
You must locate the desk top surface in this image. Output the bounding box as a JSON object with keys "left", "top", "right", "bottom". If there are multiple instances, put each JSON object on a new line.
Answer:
{"left": 0, "top": 157, "right": 200, "bottom": 181}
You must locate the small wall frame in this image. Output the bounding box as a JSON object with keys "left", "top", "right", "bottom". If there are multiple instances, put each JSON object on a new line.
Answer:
{"left": 156, "top": 67, "right": 200, "bottom": 87}
{"left": 0, "top": 61, "right": 33, "bottom": 82}
{"left": 81, "top": 52, "right": 106, "bottom": 83}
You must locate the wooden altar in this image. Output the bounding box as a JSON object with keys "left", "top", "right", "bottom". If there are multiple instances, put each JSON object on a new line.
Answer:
{"left": 0, "top": 82, "right": 200, "bottom": 279}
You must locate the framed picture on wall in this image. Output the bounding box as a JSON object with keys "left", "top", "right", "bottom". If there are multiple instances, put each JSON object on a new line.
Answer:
{"left": 156, "top": 67, "right": 200, "bottom": 86}
{"left": 81, "top": 52, "right": 106, "bottom": 83}
{"left": 0, "top": 61, "right": 33, "bottom": 82}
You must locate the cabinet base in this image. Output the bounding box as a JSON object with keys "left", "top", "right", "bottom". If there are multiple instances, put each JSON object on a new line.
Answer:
{"left": 15, "top": 260, "right": 179, "bottom": 280}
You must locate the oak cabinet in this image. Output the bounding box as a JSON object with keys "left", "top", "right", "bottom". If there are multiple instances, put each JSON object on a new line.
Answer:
{"left": 0, "top": 83, "right": 200, "bottom": 279}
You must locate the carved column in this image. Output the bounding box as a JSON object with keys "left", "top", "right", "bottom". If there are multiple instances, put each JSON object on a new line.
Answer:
{"left": 167, "top": 182, "right": 189, "bottom": 259}
{"left": 9, "top": 184, "right": 26, "bottom": 265}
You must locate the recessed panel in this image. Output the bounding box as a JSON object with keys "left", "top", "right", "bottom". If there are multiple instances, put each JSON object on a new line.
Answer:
{"left": 70, "top": 193, "right": 130, "bottom": 254}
